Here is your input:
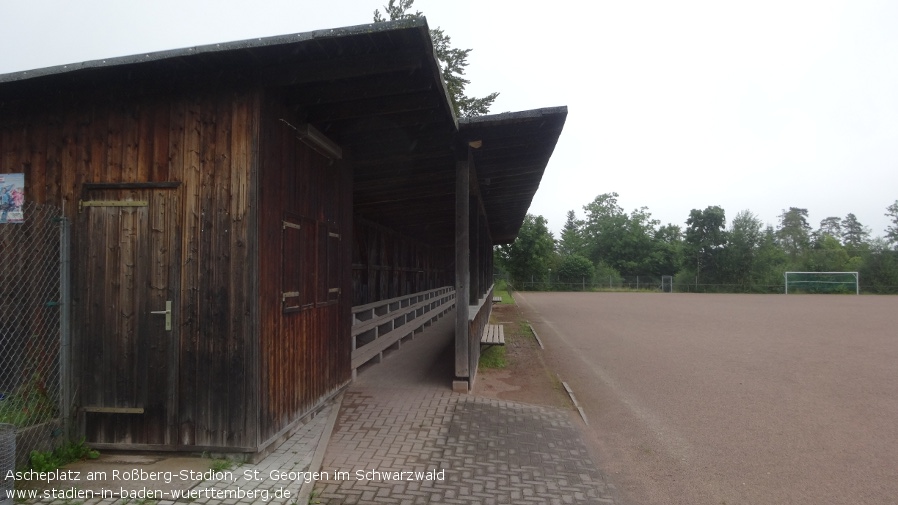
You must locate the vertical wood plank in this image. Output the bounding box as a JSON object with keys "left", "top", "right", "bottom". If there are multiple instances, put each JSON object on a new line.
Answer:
{"left": 196, "top": 95, "right": 217, "bottom": 446}
{"left": 105, "top": 103, "right": 123, "bottom": 182}
{"left": 158, "top": 99, "right": 183, "bottom": 446}
{"left": 43, "top": 111, "right": 65, "bottom": 207}
{"left": 135, "top": 102, "right": 153, "bottom": 183}
{"left": 212, "top": 94, "right": 233, "bottom": 445}
{"left": 243, "top": 90, "right": 262, "bottom": 449}
{"left": 60, "top": 110, "right": 79, "bottom": 213}
{"left": 122, "top": 104, "right": 140, "bottom": 182}
{"left": 222, "top": 96, "right": 242, "bottom": 444}
{"left": 177, "top": 96, "right": 199, "bottom": 447}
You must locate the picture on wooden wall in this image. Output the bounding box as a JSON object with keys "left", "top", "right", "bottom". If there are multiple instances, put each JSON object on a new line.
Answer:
{"left": 0, "top": 173, "right": 25, "bottom": 224}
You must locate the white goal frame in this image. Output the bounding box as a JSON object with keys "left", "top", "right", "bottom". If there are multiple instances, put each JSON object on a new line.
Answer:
{"left": 784, "top": 271, "right": 859, "bottom": 295}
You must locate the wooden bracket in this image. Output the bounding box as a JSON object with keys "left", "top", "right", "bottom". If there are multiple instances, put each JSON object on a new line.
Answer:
{"left": 79, "top": 200, "right": 148, "bottom": 213}
{"left": 82, "top": 406, "right": 145, "bottom": 414}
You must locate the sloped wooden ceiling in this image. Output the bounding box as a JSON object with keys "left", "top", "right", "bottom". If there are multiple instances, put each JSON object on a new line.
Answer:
{"left": 460, "top": 108, "right": 567, "bottom": 245}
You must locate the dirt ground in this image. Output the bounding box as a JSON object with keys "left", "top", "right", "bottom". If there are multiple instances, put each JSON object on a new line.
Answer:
{"left": 474, "top": 302, "right": 571, "bottom": 409}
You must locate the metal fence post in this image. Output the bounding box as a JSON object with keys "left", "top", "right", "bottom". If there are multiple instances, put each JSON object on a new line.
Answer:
{"left": 59, "top": 216, "right": 71, "bottom": 439}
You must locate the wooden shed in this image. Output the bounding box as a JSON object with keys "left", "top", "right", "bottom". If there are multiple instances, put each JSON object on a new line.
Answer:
{"left": 0, "top": 18, "right": 565, "bottom": 456}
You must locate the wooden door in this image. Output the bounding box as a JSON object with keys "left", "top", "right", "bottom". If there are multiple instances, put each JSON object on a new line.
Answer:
{"left": 78, "top": 184, "right": 180, "bottom": 446}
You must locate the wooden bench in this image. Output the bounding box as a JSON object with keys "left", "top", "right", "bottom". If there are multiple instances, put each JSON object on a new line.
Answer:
{"left": 481, "top": 324, "right": 505, "bottom": 349}
{"left": 492, "top": 296, "right": 502, "bottom": 303}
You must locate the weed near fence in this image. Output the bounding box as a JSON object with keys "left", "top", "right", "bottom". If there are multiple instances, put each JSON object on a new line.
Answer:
{"left": 0, "top": 202, "right": 70, "bottom": 467}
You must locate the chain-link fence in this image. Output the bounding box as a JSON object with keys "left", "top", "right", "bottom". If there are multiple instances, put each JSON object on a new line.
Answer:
{"left": 503, "top": 267, "right": 898, "bottom": 294}
{"left": 0, "top": 202, "right": 69, "bottom": 468}
{"left": 515, "top": 275, "right": 670, "bottom": 292}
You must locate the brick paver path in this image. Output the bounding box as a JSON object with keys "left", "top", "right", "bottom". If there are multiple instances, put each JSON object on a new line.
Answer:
{"left": 313, "top": 313, "right": 618, "bottom": 504}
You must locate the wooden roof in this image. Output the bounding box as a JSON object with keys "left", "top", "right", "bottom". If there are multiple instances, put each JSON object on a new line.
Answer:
{"left": 0, "top": 18, "right": 565, "bottom": 247}
{"left": 460, "top": 108, "right": 567, "bottom": 244}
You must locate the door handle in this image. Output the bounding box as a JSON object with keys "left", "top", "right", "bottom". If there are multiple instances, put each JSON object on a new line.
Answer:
{"left": 150, "top": 301, "right": 172, "bottom": 331}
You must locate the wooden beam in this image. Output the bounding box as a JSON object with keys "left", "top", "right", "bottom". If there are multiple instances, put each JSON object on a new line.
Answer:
{"left": 82, "top": 406, "right": 145, "bottom": 414}
{"left": 289, "top": 75, "right": 435, "bottom": 108}
{"left": 335, "top": 109, "right": 455, "bottom": 134}
{"left": 337, "top": 123, "right": 456, "bottom": 153}
{"left": 455, "top": 149, "right": 471, "bottom": 382}
{"left": 354, "top": 188, "right": 457, "bottom": 206}
{"left": 305, "top": 91, "right": 443, "bottom": 124}
{"left": 263, "top": 50, "right": 424, "bottom": 86}
{"left": 82, "top": 182, "right": 182, "bottom": 191}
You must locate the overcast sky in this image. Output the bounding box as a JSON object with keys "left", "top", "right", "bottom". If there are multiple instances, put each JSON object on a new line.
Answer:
{"left": 2, "top": 1, "right": 896, "bottom": 239}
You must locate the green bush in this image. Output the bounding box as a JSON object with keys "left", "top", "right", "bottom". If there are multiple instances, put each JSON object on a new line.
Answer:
{"left": 0, "top": 373, "right": 55, "bottom": 427}
{"left": 28, "top": 439, "right": 99, "bottom": 472}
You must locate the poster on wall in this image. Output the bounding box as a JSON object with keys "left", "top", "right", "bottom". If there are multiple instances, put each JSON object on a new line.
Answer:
{"left": 0, "top": 173, "right": 25, "bottom": 224}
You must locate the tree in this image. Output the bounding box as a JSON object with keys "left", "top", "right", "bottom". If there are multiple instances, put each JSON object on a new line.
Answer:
{"left": 558, "top": 210, "right": 585, "bottom": 257}
{"left": 841, "top": 213, "right": 870, "bottom": 250}
{"left": 776, "top": 207, "right": 811, "bottom": 259}
{"left": 885, "top": 200, "right": 898, "bottom": 248}
{"left": 620, "top": 206, "right": 663, "bottom": 275}
{"left": 556, "top": 254, "right": 595, "bottom": 288}
{"left": 655, "top": 223, "right": 682, "bottom": 244}
{"left": 581, "top": 193, "right": 664, "bottom": 276}
{"left": 724, "top": 210, "right": 763, "bottom": 291}
{"left": 494, "top": 214, "right": 555, "bottom": 288}
{"left": 859, "top": 238, "right": 898, "bottom": 293}
{"left": 806, "top": 234, "right": 853, "bottom": 272}
{"left": 374, "top": 0, "right": 498, "bottom": 118}
{"left": 581, "top": 192, "right": 627, "bottom": 269}
{"left": 653, "top": 224, "right": 683, "bottom": 276}
{"left": 684, "top": 206, "right": 727, "bottom": 284}
{"left": 754, "top": 225, "right": 788, "bottom": 292}
{"left": 817, "top": 216, "right": 842, "bottom": 242}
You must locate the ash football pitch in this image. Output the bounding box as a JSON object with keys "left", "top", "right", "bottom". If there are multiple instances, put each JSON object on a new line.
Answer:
{"left": 517, "top": 292, "right": 898, "bottom": 505}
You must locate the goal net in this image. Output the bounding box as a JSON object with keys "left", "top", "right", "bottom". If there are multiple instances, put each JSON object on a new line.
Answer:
{"left": 661, "top": 275, "right": 673, "bottom": 293}
{"left": 784, "top": 272, "right": 859, "bottom": 295}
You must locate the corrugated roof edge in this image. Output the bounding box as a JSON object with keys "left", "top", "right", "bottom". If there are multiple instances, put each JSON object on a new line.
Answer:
{"left": 0, "top": 17, "right": 428, "bottom": 84}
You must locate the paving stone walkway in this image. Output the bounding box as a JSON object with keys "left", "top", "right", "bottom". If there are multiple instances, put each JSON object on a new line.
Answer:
{"left": 312, "top": 311, "right": 619, "bottom": 505}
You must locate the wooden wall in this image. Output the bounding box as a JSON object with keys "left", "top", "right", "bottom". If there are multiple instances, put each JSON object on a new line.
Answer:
{"left": 256, "top": 91, "right": 353, "bottom": 447}
{"left": 0, "top": 82, "right": 260, "bottom": 450}
{"left": 1, "top": 64, "right": 479, "bottom": 451}
{"left": 469, "top": 202, "right": 494, "bottom": 303}
{"left": 352, "top": 218, "right": 454, "bottom": 306}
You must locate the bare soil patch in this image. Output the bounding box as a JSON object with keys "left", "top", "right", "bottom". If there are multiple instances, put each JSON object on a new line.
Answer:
{"left": 474, "top": 302, "right": 569, "bottom": 410}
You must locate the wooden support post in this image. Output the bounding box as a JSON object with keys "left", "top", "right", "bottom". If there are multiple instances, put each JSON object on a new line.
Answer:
{"left": 454, "top": 153, "right": 471, "bottom": 389}
{"left": 470, "top": 200, "right": 480, "bottom": 305}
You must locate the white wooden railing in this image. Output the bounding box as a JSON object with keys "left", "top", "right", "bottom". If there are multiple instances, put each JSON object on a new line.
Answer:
{"left": 350, "top": 286, "right": 456, "bottom": 374}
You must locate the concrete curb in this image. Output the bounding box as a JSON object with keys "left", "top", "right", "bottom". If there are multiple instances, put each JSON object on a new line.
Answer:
{"left": 560, "top": 378, "right": 589, "bottom": 426}
{"left": 296, "top": 391, "right": 344, "bottom": 505}
{"left": 529, "top": 322, "right": 545, "bottom": 349}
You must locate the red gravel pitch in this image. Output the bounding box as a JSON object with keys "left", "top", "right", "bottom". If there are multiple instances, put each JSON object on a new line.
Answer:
{"left": 515, "top": 292, "right": 898, "bottom": 505}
